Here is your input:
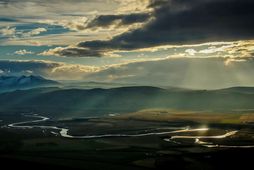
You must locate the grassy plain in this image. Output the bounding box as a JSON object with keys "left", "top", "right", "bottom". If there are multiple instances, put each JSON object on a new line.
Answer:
{"left": 0, "top": 110, "right": 254, "bottom": 170}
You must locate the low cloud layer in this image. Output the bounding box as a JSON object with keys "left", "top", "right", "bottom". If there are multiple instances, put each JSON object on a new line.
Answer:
{"left": 86, "top": 57, "right": 254, "bottom": 89}
{"left": 0, "top": 60, "right": 102, "bottom": 80}
{"left": 1, "top": 57, "right": 254, "bottom": 89}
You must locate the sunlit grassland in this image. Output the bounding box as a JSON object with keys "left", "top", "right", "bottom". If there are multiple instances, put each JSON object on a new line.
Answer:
{"left": 113, "top": 109, "right": 254, "bottom": 124}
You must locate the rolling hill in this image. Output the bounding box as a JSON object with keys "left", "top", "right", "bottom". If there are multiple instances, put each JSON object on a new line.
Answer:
{"left": 0, "top": 86, "right": 254, "bottom": 118}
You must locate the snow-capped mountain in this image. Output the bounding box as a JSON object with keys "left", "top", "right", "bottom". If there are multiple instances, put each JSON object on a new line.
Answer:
{"left": 0, "top": 75, "right": 59, "bottom": 92}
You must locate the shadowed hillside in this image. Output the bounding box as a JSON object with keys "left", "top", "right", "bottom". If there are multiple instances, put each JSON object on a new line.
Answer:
{"left": 1, "top": 86, "right": 254, "bottom": 118}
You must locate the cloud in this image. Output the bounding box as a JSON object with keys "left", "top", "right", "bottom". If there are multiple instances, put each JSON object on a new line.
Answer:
{"left": 114, "top": 0, "right": 151, "bottom": 13}
{"left": 38, "top": 47, "right": 66, "bottom": 57}
{"left": 185, "top": 40, "right": 254, "bottom": 58}
{"left": 224, "top": 58, "right": 248, "bottom": 66}
{"left": 86, "top": 57, "right": 254, "bottom": 89}
{"left": 185, "top": 49, "right": 197, "bottom": 56}
{"left": 86, "top": 13, "right": 151, "bottom": 29}
{"left": 0, "top": 0, "right": 120, "bottom": 19}
{"left": 23, "top": 27, "right": 47, "bottom": 37}
{"left": 48, "top": 0, "right": 254, "bottom": 57}
{"left": 0, "top": 0, "right": 152, "bottom": 46}
{"left": 1, "top": 57, "right": 254, "bottom": 88}
{"left": 0, "top": 26, "right": 16, "bottom": 36}
{"left": 0, "top": 26, "right": 47, "bottom": 38}
{"left": 50, "top": 63, "right": 102, "bottom": 80}
{"left": 0, "top": 17, "right": 18, "bottom": 22}
{"left": 14, "top": 49, "right": 34, "bottom": 55}
{"left": 39, "top": 46, "right": 104, "bottom": 57}
{"left": 0, "top": 60, "right": 102, "bottom": 80}
{"left": 43, "top": 39, "right": 254, "bottom": 58}
{"left": 39, "top": 17, "right": 88, "bottom": 31}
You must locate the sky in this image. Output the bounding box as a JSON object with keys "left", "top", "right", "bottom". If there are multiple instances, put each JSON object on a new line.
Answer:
{"left": 0, "top": 0, "right": 254, "bottom": 89}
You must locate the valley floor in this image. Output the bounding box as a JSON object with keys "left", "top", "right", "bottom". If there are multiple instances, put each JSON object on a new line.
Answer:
{"left": 1, "top": 111, "right": 254, "bottom": 170}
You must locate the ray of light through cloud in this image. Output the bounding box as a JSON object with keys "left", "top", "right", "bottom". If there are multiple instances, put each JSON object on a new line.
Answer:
{"left": 0, "top": 0, "right": 253, "bottom": 89}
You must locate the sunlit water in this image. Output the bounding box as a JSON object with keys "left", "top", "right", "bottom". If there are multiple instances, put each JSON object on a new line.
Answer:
{"left": 6, "top": 114, "right": 254, "bottom": 148}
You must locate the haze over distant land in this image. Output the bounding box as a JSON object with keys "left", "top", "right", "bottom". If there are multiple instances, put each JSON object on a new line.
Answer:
{"left": 0, "top": 0, "right": 253, "bottom": 89}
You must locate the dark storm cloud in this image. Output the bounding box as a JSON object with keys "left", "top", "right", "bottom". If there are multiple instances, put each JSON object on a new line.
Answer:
{"left": 0, "top": 17, "right": 18, "bottom": 22}
{"left": 50, "top": 0, "right": 254, "bottom": 57}
{"left": 55, "top": 47, "right": 104, "bottom": 57}
{"left": 86, "top": 13, "right": 151, "bottom": 29}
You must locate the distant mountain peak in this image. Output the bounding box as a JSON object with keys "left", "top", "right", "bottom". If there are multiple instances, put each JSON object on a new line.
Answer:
{"left": 0, "top": 75, "right": 59, "bottom": 92}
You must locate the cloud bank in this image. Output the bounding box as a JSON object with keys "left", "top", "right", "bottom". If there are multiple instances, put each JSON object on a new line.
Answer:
{"left": 44, "top": 0, "right": 254, "bottom": 57}
{"left": 0, "top": 60, "right": 102, "bottom": 80}
{"left": 1, "top": 57, "right": 254, "bottom": 89}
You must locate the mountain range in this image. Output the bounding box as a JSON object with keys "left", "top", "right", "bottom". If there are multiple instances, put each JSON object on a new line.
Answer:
{"left": 0, "top": 85, "right": 254, "bottom": 118}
